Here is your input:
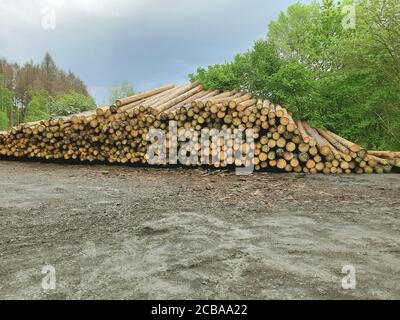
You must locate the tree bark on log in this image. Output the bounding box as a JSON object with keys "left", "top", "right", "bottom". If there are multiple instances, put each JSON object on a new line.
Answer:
{"left": 302, "top": 122, "right": 331, "bottom": 156}
{"left": 368, "top": 150, "right": 400, "bottom": 159}
{"left": 324, "top": 129, "right": 361, "bottom": 153}
{"left": 115, "top": 84, "right": 175, "bottom": 107}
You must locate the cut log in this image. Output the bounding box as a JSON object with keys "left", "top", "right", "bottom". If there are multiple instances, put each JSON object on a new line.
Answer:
{"left": 115, "top": 84, "right": 175, "bottom": 107}
{"left": 317, "top": 128, "right": 350, "bottom": 154}
{"left": 324, "top": 129, "right": 361, "bottom": 153}
{"left": 368, "top": 150, "right": 400, "bottom": 159}
{"left": 302, "top": 122, "right": 332, "bottom": 156}
{"left": 296, "top": 120, "right": 316, "bottom": 147}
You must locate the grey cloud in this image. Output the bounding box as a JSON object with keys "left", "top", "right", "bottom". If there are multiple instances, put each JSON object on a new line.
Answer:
{"left": 0, "top": 0, "right": 311, "bottom": 104}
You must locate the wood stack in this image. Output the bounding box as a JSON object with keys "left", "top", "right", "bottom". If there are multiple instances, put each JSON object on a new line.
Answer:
{"left": 367, "top": 150, "right": 400, "bottom": 170}
{"left": 0, "top": 82, "right": 398, "bottom": 174}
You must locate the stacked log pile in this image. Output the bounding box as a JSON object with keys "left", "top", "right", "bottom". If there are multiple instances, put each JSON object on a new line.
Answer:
{"left": 0, "top": 82, "right": 398, "bottom": 174}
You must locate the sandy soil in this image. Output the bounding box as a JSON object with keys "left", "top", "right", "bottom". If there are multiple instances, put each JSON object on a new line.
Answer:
{"left": 0, "top": 160, "right": 399, "bottom": 300}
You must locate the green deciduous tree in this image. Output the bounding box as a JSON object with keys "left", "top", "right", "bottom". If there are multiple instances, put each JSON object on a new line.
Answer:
{"left": 48, "top": 92, "right": 96, "bottom": 116}
{"left": 0, "top": 112, "right": 7, "bottom": 130}
{"left": 0, "top": 76, "right": 12, "bottom": 129}
{"left": 0, "top": 53, "right": 94, "bottom": 125}
{"left": 25, "top": 89, "right": 51, "bottom": 122}
{"left": 190, "top": 0, "right": 400, "bottom": 150}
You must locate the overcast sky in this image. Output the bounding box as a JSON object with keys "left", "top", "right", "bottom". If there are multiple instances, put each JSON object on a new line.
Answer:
{"left": 0, "top": 0, "right": 311, "bottom": 104}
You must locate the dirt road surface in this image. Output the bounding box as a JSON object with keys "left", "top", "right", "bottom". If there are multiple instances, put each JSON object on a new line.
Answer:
{"left": 0, "top": 160, "right": 399, "bottom": 300}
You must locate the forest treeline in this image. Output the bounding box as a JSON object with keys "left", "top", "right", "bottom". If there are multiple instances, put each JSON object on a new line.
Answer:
{"left": 190, "top": 0, "right": 400, "bottom": 150}
{"left": 0, "top": 53, "right": 96, "bottom": 129}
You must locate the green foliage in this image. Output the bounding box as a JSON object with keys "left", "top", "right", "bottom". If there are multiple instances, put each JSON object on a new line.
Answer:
{"left": 245, "top": 41, "right": 282, "bottom": 95}
{"left": 0, "top": 79, "right": 12, "bottom": 113}
{"left": 108, "top": 81, "right": 135, "bottom": 104}
{"left": 191, "top": 40, "right": 317, "bottom": 118}
{"left": 0, "top": 111, "right": 8, "bottom": 130}
{"left": 267, "top": 62, "right": 317, "bottom": 117}
{"left": 0, "top": 77, "right": 12, "bottom": 129}
{"left": 268, "top": 0, "right": 346, "bottom": 73}
{"left": 190, "top": 0, "right": 400, "bottom": 150}
{"left": 48, "top": 92, "right": 96, "bottom": 116}
{"left": 189, "top": 50, "right": 253, "bottom": 91}
{"left": 0, "top": 53, "right": 94, "bottom": 125}
{"left": 25, "top": 90, "right": 51, "bottom": 122}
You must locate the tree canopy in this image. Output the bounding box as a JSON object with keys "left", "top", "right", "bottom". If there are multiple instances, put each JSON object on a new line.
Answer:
{"left": 190, "top": 0, "right": 400, "bottom": 150}
{"left": 0, "top": 75, "right": 12, "bottom": 130}
{"left": 0, "top": 53, "right": 94, "bottom": 128}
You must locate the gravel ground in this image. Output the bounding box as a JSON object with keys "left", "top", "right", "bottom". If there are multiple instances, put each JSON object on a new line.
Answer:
{"left": 0, "top": 160, "right": 399, "bottom": 300}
